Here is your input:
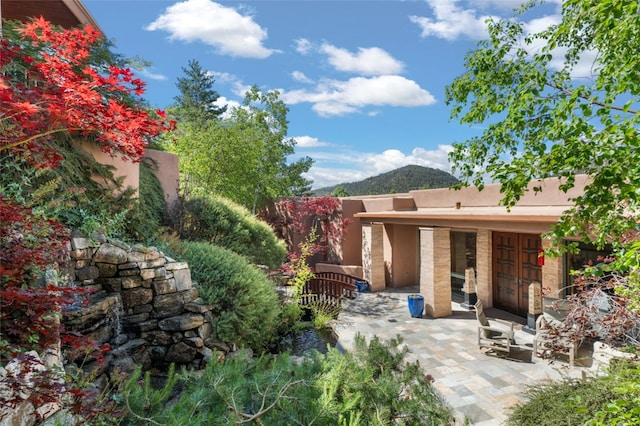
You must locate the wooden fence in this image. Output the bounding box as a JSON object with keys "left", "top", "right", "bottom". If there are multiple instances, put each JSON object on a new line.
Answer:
{"left": 300, "top": 272, "right": 363, "bottom": 305}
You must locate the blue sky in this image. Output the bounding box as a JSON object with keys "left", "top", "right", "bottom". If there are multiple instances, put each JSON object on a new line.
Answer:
{"left": 83, "top": 0, "right": 560, "bottom": 189}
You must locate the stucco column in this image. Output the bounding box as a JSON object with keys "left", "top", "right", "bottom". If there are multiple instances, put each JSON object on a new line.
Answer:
{"left": 476, "top": 229, "right": 492, "bottom": 307}
{"left": 419, "top": 227, "right": 451, "bottom": 318}
{"left": 541, "top": 238, "right": 564, "bottom": 296}
{"left": 362, "top": 223, "right": 386, "bottom": 291}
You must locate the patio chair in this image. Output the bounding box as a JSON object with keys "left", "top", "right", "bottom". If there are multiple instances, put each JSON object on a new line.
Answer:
{"left": 533, "top": 314, "right": 578, "bottom": 366}
{"left": 475, "top": 300, "right": 515, "bottom": 356}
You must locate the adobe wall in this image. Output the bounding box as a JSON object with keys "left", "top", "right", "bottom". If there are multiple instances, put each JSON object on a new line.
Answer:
{"left": 143, "top": 149, "right": 180, "bottom": 212}
{"left": 340, "top": 199, "right": 364, "bottom": 266}
{"left": 77, "top": 140, "right": 140, "bottom": 197}
{"left": 76, "top": 143, "right": 180, "bottom": 214}
{"left": 389, "top": 224, "right": 418, "bottom": 287}
{"left": 410, "top": 175, "right": 589, "bottom": 209}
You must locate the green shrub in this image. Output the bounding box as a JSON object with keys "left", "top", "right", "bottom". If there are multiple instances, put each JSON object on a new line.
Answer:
{"left": 507, "top": 377, "right": 613, "bottom": 426}
{"left": 507, "top": 359, "right": 640, "bottom": 426}
{"left": 121, "top": 334, "right": 456, "bottom": 425}
{"left": 162, "top": 241, "right": 282, "bottom": 352}
{"left": 179, "top": 195, "right": 286, "bottom": 270}
{"left": 320, "top": 334, "right": 455, "bottom": 425}
{"left": 0, "top": 138, "right": 154, "bottom": 243}
{"left": 586, "top": 360, "right": 640, "bottom": 425}
{"left": 125, "top": 159, "right": 166, "bottom": 242}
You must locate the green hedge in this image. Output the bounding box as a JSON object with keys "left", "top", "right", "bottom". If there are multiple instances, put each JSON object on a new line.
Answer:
{"left": 164, "top": 241, "right": 282, "bottom": 352}
{"left": 127, "top": 160, "right": 166, "bottom": 241}
{"left": 180, "top": 195, "right": 286, "bottom": 269}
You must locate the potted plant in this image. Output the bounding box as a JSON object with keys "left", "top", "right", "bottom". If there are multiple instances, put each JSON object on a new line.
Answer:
{"left": 407, "top": 294, "right": 424, "bottom": 318}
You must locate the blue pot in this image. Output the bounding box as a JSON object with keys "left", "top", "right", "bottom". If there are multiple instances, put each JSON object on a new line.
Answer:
{"left": 355, "top": 281, "right": 369, "bottom": 292}
{"left": 407, "top": 295, "right": 424, "bottom": 318}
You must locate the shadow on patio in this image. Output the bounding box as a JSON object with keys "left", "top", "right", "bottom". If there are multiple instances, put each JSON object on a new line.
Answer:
{"left": 333, "top": 286, "right": 595, "bottom": 425}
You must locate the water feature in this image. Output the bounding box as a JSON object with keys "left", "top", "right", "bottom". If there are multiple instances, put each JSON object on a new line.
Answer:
{"left": 275, "top": 326, "right": 337, "bottom": 356}
{"left": 290, "top": 328, "right": 337, "bottom": 355}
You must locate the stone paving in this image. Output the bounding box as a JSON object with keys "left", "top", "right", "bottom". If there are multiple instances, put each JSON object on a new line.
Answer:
{"left": 333, "top": 286, "right": 596, "bottom": 425}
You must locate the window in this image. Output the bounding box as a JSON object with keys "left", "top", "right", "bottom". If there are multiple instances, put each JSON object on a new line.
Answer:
{"left": 450, "top": 232, "right": 476, "bottom": 296}
{"left": 564, "top": 241, "right": 613, "bottom": 294}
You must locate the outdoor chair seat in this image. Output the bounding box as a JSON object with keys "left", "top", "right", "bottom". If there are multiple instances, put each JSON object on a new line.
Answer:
{"left": 475, "top": 300, "right": 516, "bottom": 356}
{"left": 533, "top": 314, "right": 579, "bottom": 366}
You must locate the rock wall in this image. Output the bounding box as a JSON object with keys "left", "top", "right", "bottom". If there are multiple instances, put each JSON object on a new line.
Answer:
{"left": 2, "top": 239, "right": 224, "bottom": 425}
{"left": 65, "top": 237, "right": 216, "bottom": 370}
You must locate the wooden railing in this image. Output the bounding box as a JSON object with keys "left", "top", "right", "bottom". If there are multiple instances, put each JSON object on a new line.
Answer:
{"left": 300, "top": 272, "right": 363, "bottom": 305}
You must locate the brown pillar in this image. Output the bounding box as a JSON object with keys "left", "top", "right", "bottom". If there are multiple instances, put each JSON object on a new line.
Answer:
{"left": 419, "top": 227, "right": 452, "bottom": 318}
{"left": 541, "top": 238, "right": 564, "bottom": 297}
{"left": 476, "top": 229, "right": 492, "bottom": 307}
{"left": 362, "top": 223, "right": 386, "bottom": 291}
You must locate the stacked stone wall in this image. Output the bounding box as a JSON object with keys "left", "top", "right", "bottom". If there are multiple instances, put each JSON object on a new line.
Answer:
{"left": 65, "top": 237, "right": 217, "bottom": 369}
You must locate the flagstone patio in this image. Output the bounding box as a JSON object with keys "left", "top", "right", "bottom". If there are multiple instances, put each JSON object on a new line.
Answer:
{"left": 333, "top": 286, "right": 600, "bottom": 425}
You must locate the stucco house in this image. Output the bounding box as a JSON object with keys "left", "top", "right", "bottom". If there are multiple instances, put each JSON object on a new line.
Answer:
{"left": 331, "top": 174, "right": 609, "bottom": 320}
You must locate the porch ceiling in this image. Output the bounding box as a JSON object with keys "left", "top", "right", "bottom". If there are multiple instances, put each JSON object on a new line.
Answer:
{"left": 355, "top": 205, "right": 569, "bottom": 234}
{"left": 1, "top": 0, "right": 101, "bottom": 31}
{"left": 355, "top": 205, "right": 568, "bottom": 222}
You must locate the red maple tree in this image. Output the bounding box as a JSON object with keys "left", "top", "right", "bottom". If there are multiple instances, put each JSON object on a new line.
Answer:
{"left": 0, "top": 18, "right": 173, "bottom": 420}
{"left": 0, "top": 17, "right": 174, "bottom": 169}
{"left": 277, "top": 196, "right": 352, "bottom": 262}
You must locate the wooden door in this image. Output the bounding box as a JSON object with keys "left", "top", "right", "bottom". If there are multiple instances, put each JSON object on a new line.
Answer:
{"left": 492, "top": 232, "right": 542, "bottom": 317}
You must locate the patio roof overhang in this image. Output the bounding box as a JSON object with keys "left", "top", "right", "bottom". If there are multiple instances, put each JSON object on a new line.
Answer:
{"left": 1, "top": 0, "right": 101, "bottom": 32}
{"left": 355, "top": 205, "right": 569, "bottom": 234}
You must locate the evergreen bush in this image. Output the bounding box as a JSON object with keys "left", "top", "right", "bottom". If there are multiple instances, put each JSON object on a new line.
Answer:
{"left": 122, "top": 334, "right": 456, "bottom": 425}
{"left": 0, "top": 138, "right": 160, "bottom": 243}
{"left": 126, "top": 159, "right": 166, "bottom": 242}
{"left": 179, "top": 195, "right": 287, "bottom": 269}
{"left": 162, "top": 241, "right": 282, "bottom": 352}
{"left": 507, "top": 360, "right": 640, "bottom": 426}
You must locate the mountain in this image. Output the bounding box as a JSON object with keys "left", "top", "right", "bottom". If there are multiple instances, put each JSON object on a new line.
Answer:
{"left": 312, "top": 165, "right": 460, "bottom": 197}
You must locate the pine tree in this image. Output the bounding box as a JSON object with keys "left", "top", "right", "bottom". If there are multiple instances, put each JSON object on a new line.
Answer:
{"left": 173, "top": 59, "right": 227, "bottom": 124}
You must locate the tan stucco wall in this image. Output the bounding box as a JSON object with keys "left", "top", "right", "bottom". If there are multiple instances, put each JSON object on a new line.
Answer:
{"left": 341, "top": 199, "right": 364, "bottom": 266}
{"left": 77, "top": 140, "right": 139, "bottom": 197}
{"left": 389, "top": 225, "right": 418, "bottom": 288}
{"left": 360, "top": 197, "right": 397, "bottom": 212}
{"left": 410, "top": 175, "right": 588, "bottom": 209}
{"left": 143, "top": 149, "right": 180, "bottom": 213}
{"left": 393, "top": 197, "right": 416, "bottom": 211}
{"left": 315, "top": 263, "right": 363, "bottom": 278}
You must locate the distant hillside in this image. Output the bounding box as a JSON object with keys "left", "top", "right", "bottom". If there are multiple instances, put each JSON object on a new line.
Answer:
{"left": 313, "top": 165, "right": 460, "bottom": 196}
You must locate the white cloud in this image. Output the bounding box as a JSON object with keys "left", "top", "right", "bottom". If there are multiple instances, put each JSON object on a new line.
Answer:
{"left": 207, "top": 70, "right": 251, "bottom": 96}
{"left": 475, "top": 0, "right": 532, "bottom": 11}
{"left": 205, "top": 70, "right": 232, "bottom": 84}
{"left": 291, "top": 71, "right": 313, "bottom": 84}
{"left": 293, "top": 135, "right": 329, "bottom": 148}
{"left": 518, "top": 14, "right": 598, "bottom": 79}
{"left": 146, "top": 0, "right": 275, "bottom": 59}
{"left": 281, "top": 75, "right": 436, "bottom": 117}
{"left": 361, "top": 146, "right": 453, "bottom": 176}
{"left": 522, "top": 14, "right": 562, "bottom": 35}
{"left": 412, "top": 1, "right": 596, "bottom": 79}
{"left": 410, "top": 0, "right": 494, "bottom": 41}
{"left": 213, "top": 96, "right": 240, "bottom": 119}
{"left": 320, "top": 44, "right": 405, "bottom": 75}
{"left": 137, "top": 68, "right": 168, "bottom": 81}
{"left": 295, "top": 38, "right": 313, "bottom": 55}
{"left": 305, "top": 145, "right": 454, "bottom": 189}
